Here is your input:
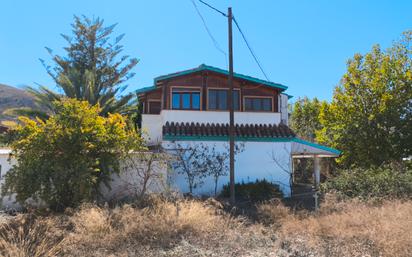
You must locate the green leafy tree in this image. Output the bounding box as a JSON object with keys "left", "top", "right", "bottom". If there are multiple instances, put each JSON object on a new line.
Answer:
{"left": 290, "top": 97, "right": 325, "bottom": 142}
{"left": 1, "top": 99, "right": 145, "bottom": 211}
{"left": 317, "top": 31, "right": 412, "bottom": 168}
{"left": 25, "top": 16, "right": 138, "bottom": 118}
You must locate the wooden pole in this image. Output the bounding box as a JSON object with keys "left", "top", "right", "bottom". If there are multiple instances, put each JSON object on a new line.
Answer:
{"left": 228, "top": 7, "right": 235, "bottom": 205}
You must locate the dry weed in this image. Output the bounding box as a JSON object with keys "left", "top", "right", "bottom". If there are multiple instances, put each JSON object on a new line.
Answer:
{"left": 0, "top": 214, "right": 65, "bottom": 257}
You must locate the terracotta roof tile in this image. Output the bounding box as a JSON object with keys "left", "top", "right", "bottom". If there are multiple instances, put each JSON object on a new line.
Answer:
{"left": 163, "top": 122, "right": 296, "bottom": 139}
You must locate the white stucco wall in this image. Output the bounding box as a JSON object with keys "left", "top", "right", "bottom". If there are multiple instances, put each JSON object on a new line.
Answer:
{"left": 163, "top": 140, "right": 293, "bottom": 197}
{"left": 0, "top": 150, "right": 168, "bottom": 208}
{"left": 280, "top": 94, "right": 289, "bottom": 125}
{"left": 142, "top": 110, "right": 282, "bottom": 145}
{"left": 0, "top": 151, "right": 20, "bottom": 210}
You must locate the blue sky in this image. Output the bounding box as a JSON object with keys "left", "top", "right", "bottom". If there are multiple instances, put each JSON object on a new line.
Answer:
{"left": 0, "top": 0, "right": 411, "bottom": 102}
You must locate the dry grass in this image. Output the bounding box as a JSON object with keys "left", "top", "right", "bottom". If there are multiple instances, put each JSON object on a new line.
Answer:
{"left": 0, "top": 195, "right": 411, "bottom": 256}
{"left": 276, "top": 195, "right": 412, "bottom": 257}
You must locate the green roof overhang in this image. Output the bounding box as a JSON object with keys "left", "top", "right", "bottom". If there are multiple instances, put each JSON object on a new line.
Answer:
{"left": 136, "top": 86, "right": 157, "bottom": 94}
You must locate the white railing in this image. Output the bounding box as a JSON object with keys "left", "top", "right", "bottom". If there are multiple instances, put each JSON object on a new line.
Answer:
{"left": 142, "top": 110, "right": 282, "bottom": 145}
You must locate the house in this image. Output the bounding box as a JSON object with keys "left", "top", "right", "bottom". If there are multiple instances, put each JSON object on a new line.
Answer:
{"left": 137, "top": 64, "right": 340, "bottom": 197}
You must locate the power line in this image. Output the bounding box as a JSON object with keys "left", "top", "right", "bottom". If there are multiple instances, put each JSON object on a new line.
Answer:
{"left": 198, "top": 0, "right": 227, "bottom": 17}
{"left": 233, "top": 17, "right": 270, "bottom": 81}
{"left": 191, "top": 0, "right": 228, "bottom": 68}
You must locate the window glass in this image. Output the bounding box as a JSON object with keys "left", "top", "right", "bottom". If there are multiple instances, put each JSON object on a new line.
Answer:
{"left": 208, "top": 90, "right": 217, "bottom": 109}
{"left": 218, "top": 90, "right": 227, "bottom": 110}
{"left": 262, "top": 98, "right": 272, "bottom": 111}
{"left": 245, "top": 98, "right": 252, "bottom": 111}
{"left": 233, "top": 91, "right": 240, "bottom": 110}
{"left": 182, "top": 93, "right": 191, "bottom": 109}
{"left": 149, "top": 101, "right": 161, "bottom": 114}
{"left": 244, "top": 97, "right": 272, "bottom": 111}
{"left": 172, "top": 93, "right": 180, "bottom": 109}
{"left": 192, "top": 93, "right": 200, "bottom": 110}
{"left": 252, "top": 98, "right": 261, "bottom": 110}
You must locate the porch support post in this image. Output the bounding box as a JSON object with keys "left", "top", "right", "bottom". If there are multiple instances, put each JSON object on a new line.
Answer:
{"left": 314, "top": 155, "right": 320, "bottom": 189}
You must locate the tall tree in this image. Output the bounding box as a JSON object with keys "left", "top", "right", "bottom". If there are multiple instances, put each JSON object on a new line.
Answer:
{"left": 317, "top": 31, "right": 412, "bottom": 168}
{"left": 290, "top": 97, "right": 325, "bottom": 142}
{"left": 29, "top": 15, "right": 138, "bottom": 116}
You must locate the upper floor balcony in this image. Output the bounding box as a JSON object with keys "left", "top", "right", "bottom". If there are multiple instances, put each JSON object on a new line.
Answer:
{"left": 141, "top": 110, "right": 282, "bottom": 144}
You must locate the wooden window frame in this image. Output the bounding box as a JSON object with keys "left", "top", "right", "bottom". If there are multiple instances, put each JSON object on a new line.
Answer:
{"left": 170, "top": 86, "right": 202, "bottom": 110}
{"left": 206, "top": 87, "right": 241, "bottom": 111}
{"left": 147, "top": 100, "right": 162, "bottom": 114}
{"left": 243, "top": 96, "right": 274, "bottom": 112}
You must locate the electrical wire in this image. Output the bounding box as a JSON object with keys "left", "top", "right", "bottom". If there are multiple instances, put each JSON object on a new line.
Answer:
{"left": 233, "top": 17, "right": 270, "bottom": 81}
{"left": 191, "top": 0, "right": 228, "bottom": 68}
{"left": 198, "top": 0, "right": 227, "bottom": 17}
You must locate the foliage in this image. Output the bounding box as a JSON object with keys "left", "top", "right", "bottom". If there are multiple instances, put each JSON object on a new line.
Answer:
{"left": 120, "top": 146, "right": 169, "bottom": 200}
{"left": 22, "top": 15, "right": 139, "bottom": 118}
{"left": 317, "top": 31, "right": 412, "bottom": 168}
{"left": 290, "top": 97, "right": 325, "bottom": 142}
{"left": 321, "top": 164, "right": 412, "bottom": 199}
{"left": 170, "top": 143, "right": 209, "bottom": 194}
{"left": 170, "top": 142, "right": 244, "bottom": 195}
{"left": 1, "top": 99, "right": 145, "bottom": 211}
{"left": 220, "top": 179, "right": 283, "bottom": 202}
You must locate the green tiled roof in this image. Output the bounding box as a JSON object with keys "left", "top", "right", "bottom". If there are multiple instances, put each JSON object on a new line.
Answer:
{"left": 135, "top": 64, "right": 288, "bottom": 94}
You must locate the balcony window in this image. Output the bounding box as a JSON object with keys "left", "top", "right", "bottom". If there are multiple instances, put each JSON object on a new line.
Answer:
{"left": 208, "top": 89, "right": 239, "bottom": 110}
{"left": 172, "top": 92, "right": 200, "bottom": 110}
{"left": 244, "top": 97, "right": 272, "bottom": 112}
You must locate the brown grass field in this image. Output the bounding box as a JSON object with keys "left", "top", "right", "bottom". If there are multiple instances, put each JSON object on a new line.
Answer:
{"left": 0, "top": 195, "right": 411, "bottom": 257}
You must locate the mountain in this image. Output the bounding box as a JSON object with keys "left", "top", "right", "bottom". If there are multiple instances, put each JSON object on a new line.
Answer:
{"left": 0, "top": 84, "right": 40, "bottom": 122}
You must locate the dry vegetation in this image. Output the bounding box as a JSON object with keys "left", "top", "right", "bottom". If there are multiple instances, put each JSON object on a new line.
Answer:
{"left": 0, "top": 195, "right": 411, "bottom": 257}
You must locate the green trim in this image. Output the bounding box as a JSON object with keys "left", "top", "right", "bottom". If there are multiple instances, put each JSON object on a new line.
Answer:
{"left": 136, "top": 86, "right": 157, "bottom": 94}
{"left": 163, "top": 135, "right": 341, "bottom": 155}
{"left": 154, "top": 64, "right": 288, "bottom": 91}
{"left": 163, "top": 135, "right": 294, "bottom": 142}
{"left": 292, "top": 138, "right": 341, "bottom": 155}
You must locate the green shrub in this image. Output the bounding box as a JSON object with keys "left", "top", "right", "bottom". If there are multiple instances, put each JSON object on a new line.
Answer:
{"left": 220, "top": 179, "right": 283, "bottom": 202}
{"left": 2, "top": 99, "right": 145, "bottom": 211}
{"left": 322, "top": 164, "right": 412, "bottom": 199}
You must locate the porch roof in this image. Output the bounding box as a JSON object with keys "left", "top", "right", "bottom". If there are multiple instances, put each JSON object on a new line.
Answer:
{"left": 291, "top": 138, "right": 341, "bottom": 158}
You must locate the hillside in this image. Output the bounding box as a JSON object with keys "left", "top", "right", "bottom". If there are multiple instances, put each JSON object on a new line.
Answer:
{"left": 0, "top": 84, "right": 40, "bottom": 122}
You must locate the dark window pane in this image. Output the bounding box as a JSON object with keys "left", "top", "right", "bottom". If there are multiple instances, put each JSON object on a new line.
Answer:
{"left": 245, "top": 98, "right": 252, "bottom": 111}
{"left": 208, "top": 90, "right": 217, "bottom": 109}
{"left": 252, "top": 98, "right": 261, "bottom": 110}
{"left": 149, "top": 101, "right": 161, "bottom": 114}
{"left": 262, "top": 98, "right": 272, "bottom": 111}
{"left": 192, "top": 93, "right": 200, "bottom": 110}
{"left": 218, "top": 90, "right": 227, "bottom": 110}
{"left": 233, "top": 91, "right": 239, "bottom": 110}
{"left": 182, "top": 93, "right": 190, "bottom": 109}
{"left": 172, "top": 93, "right": 180, "bottom": 109}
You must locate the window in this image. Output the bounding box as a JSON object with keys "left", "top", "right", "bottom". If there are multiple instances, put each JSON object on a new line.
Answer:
{"left": 208, "top": 89, "right": 239, "bottom": 110}
{"left": 172, "top": 91, "right": 200, "bottom": 110}
{"left": 244, "top": 97, "right": 272, "bottom": 111}
{"left": 148, "top": 101, "right": 161, "bottom": 114}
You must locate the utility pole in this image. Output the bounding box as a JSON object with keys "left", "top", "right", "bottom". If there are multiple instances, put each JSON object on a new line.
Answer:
{"left": 228, "top": 7, "right": 235, "bottom": 205}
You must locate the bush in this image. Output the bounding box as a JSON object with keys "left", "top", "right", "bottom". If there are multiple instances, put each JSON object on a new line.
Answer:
{"left": 1, "top": 99, "right": 145, "bottom": 211}
{"left": 322, "top": 164, "right": 412, "bottom": 199}
{"left": 220, "top": 179, "right": 283, "bottom": 202}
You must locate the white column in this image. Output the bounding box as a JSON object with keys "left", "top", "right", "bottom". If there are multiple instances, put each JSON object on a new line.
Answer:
{"left": 314, "top": 155, "right": 320, "bottom": 189}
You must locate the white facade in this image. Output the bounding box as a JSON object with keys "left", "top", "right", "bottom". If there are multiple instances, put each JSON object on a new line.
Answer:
{"left": 163, "top": 140, "right": 293, "bottom": 197}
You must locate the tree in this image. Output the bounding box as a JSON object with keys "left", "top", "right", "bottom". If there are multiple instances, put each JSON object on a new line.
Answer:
{"left": 120, "top": 146, "right": 169, "bottom": 199}
{"left": 289, "top": 97, "right": 325, "bottom": 142}
{"left": 1, "top": 99, "right": 145, "bottom": 211}
{"left": 171, "top": 143, "right": 208, "bottom": 195}
{"left": 317, "top": 31, "right": 412, "bottom": 168}
{"left": 24, "top": 16, "right": 138, "bottom": 118}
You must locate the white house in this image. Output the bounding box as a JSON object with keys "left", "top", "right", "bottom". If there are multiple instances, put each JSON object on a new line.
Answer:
{"left": 0, "top": 64, "right": 340, "bottom": 207}
{"left": 137, "top": 64, "right": 340, "bottom": 197}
